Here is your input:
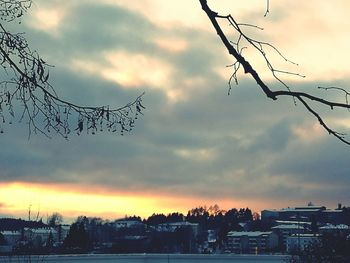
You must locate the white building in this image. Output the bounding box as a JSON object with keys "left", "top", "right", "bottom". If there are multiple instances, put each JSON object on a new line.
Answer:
{"left": 226, "top": 231, "right": 278, "bottom": 254}
{"left": 114, "top": 220, "right": 144, "bottom": 229}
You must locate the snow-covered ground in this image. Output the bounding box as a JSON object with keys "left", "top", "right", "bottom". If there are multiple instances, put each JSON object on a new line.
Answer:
{"left": 0, "top": 254, "right": 288, "bottom": 263}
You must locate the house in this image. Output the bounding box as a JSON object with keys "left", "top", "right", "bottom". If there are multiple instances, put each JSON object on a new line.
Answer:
{"left": 226, "top": 231, "right": 278, "bottom": 254}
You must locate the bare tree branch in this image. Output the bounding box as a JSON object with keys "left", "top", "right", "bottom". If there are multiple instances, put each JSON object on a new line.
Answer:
{"left": 0, "top": 0, "right": 145, "bottom": 138}
{"left": 264, "top": 0, "right": 270, "bottom": 17}
{"left": 199, "top": 0, "right": 350, "bottom": 145}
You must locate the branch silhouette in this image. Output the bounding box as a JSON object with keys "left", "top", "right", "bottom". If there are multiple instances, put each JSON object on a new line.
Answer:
{"left": 200, "top": 0, "right": 350, "bottom": 145}
{"left": 0, "top": 0, "right": 144, "bottom": 138}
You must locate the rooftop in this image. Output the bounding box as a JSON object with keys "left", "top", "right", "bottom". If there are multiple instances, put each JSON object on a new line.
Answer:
{"left": 275, "top": 220, "right": 311, "bottom": 225}
{"left": 319, "top": 224, "right": 350, "bottom": 230}
{"left": 281, "top": 208, "right": 322, "bottom": 213}
{"left": 294, "top": 206, "right": 325, "bottom": 210}
{"left": 24, "top": 228, "right": 57, "bottom": 234}
{"left": 263, "top": 205, "right": 344, "bottom": 214}
{"left": 158, "top": 222, "right": 198, "bottom": 227}
{"left": 288, "top": 234, "right": 320, "bottom": 238}
{"left": 0, "top": 231, "right": 21, "bottom": 235}
{"left": 227, "top": 231, "right": 273, "bottom": 237}
{"left": 272, "top": 224, "right": 305, "bottom": 230}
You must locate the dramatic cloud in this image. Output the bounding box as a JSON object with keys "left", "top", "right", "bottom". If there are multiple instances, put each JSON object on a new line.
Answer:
{"left": 0, "top": 0, "right": 349, "bottom": 219}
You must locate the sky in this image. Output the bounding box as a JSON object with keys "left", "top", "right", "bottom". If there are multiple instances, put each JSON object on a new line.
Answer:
{"left": 1, "top": 0, "right": 350, "bottom": 223}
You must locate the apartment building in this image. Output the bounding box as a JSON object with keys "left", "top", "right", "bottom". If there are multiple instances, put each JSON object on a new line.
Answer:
{"left": 226, "top": 231, "right": 278, "bottom": 254}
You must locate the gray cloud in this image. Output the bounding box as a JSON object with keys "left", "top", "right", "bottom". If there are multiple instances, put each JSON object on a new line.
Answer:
{"left": 0, "top": 0, "right": 349, "bottom": 214}
{"left": 2, "top": 76, "right": 347, "bottom": 204}
{"left": 271, "top": 138, "right": 350, "bottom": 185}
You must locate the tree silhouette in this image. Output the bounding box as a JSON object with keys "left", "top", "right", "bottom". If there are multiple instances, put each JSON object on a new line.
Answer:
{"left": 288, "top": 233, "right": 350, "bottom": 263}
{"left": 0, "top": 232, "right": 5, "bottom": 245}
{"left": 47, "top": 212, "right": 63, "bottom": 227}
{"left": 145, "top": 213, "right": 167, "bottom": 226}
{"left": 200, "top": 0, "right": 350, "bottom": 145}
{"left": 0, "top": 0, "right": 144, "bottom": 138}
{"left": 63, "top": 221, "right": 90, "bottom": 250}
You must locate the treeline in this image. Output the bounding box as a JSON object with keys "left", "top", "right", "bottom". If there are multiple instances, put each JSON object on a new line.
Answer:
{"left": 59, "top": 205, "right": 268, "bottom": 253}
{"left": 0, "top": 205, "right": 264, "bottom": 254}
{"left": 0, "top": 205, "right": 266, "bottom": 253}
{"left": 145, "top": 205, "right": 253, "bottom": 225}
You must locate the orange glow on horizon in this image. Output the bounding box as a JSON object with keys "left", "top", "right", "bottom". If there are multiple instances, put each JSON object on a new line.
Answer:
{"left": 0, "top": 182, "right": 186, "bottom": 221}
{"left": 0, "top": 182, "right": 280, "bottom": 222}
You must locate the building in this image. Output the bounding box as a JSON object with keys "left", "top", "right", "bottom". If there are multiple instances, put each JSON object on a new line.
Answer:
{"left": 286, "top": 234, "right": 320, "bottom": 253}
{"left": 114, "top": 220, "right": 144, "bottom": 229}
{"left": 0, "top": 225, "right": 71, "bottom": 251}
{"left": 321, "top": 209, "right": 344, "bottom": 224}
{"left": 24, "top": 227, "right": 58, "bottom": 247}
{"left": 0, "top": 230, "right": 21, "bottom": 246}
{"left": 271, "top": 223, "right": 309, "bottom": 248}
{"left": 156, "top": 222, "right": 199, "bottom": 236}
{"left": 200, "top": 230, "right": 217, "bottom": 254}
{"left": 319, "top": 224, "right": 350, "bottom": 236}
{"left": 262, "top": 206, "right": 324, "bottom": 222}
{"left": 0, "top": 230, "right": 21, "bottom": 253}
{"left": 262, "top": 204, "right": 345, "bottom": 224}
{"left": 226, "top": 231, "right": 278, "bottom": 254}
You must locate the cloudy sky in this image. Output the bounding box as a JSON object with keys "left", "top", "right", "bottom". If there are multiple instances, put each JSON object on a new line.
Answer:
{"left": 1, "top": 0, "right": 350, "bottom": 222}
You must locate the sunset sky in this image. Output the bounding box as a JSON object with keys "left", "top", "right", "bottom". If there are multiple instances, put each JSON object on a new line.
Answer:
{"left": 1, "top": 0, "right": 350, "bottom": 223}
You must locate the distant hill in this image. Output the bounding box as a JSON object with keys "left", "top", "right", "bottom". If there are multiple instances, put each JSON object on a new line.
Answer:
{"left": 0, "top": 218, "right": 46, "bottom": 231}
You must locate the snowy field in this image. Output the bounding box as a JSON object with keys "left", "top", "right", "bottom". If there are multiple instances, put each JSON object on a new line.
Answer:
{"left": 0, "top": 254, "right": 289, "bottom": 263}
